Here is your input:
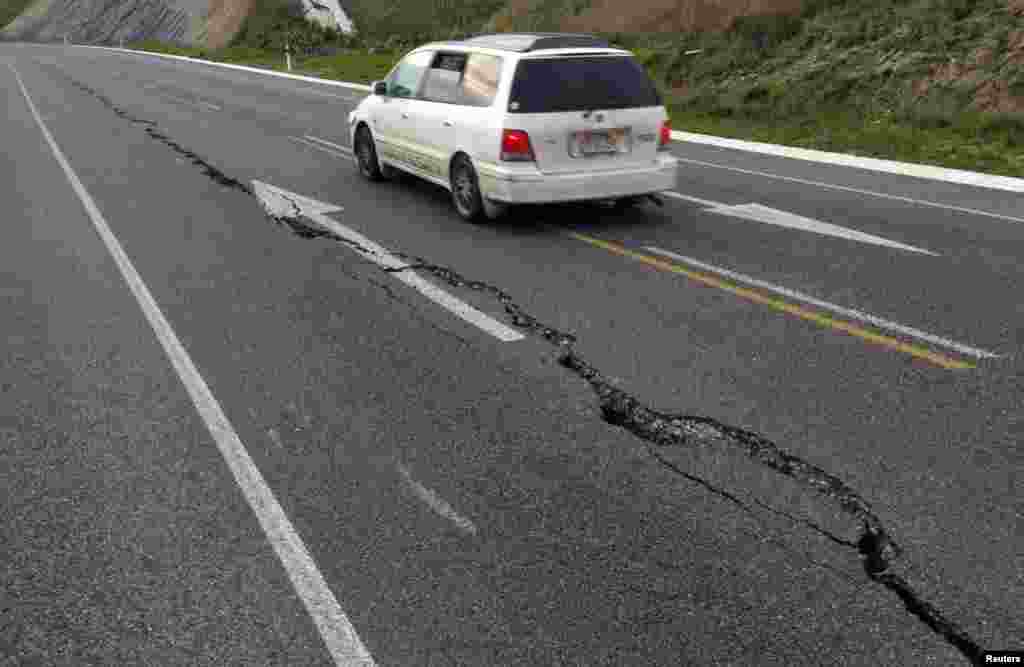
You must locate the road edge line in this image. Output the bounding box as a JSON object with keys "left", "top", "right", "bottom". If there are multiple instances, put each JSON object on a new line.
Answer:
{"left": 9, "top": 62, "right": 377, "bottom": 667}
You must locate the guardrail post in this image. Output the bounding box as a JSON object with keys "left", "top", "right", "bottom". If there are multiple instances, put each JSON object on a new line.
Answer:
{"left": 285, "top": 41, "right": 292, "bottom": 71}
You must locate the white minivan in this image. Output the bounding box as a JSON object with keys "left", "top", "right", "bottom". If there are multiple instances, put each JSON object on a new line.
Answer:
{"left": 348, "top": 32, "right": 679, "bottom": 222}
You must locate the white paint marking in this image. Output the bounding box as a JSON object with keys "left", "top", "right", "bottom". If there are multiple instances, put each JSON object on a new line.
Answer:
{"left": 297, "top": 87, "right": 359, "bottom": 101}
{"left": 251, "top": 181, "right": 525, "bottom": 343}
{"left": 10, "top": 64, "right": 377, "bottom": 667}
{"left": 290, "top": 135, "right": 351, "bottom": 159}
{"left": 644, "top": 245, "right": 1000, "bottom": 360}
{"left": 304, "top": 134, "right": 352, "bottom": 154}
{"left": 396, "top": 462, "right": 478, "bottom": 536}
{"left": 668, "top": 191, "right": 936, "bottom": 254}
{"left": 673, "top": 156, "right": 1024, "bottom": 225}
{"left": 670, "top": 130, "right": 1024, "bottom": 195}
{"left": 661, "top": 191, "right": 721, "bottom": 208}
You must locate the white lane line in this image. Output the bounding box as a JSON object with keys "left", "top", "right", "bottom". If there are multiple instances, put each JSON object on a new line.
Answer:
{"left": 304, "top": 134, "right": 352, "bottom": 154}
{"left": 662, "top": 191, "right": 721, "bottom": 208}
{"left": 290, "top": 135, "right": 351, "bottom": 160}
{"left": 10, "top": 64, "right": 376, "bottom": 667}
{"left": 297, "top": 87, "right": 360, "bottom": 101}
{"left": 396, "top": 462, "right": 478, "bottom": 536}
{"left": 670, "top": 130, "right": 1024, "bottom": 194}
{"left": 644, "top": 245, "right": 1000, "bottom": 360}
{"left": 673, "top": 155, "right": 1024, "bottom": 225}
{"left": 252, "top": 180, "right": 525, "bottom": 343}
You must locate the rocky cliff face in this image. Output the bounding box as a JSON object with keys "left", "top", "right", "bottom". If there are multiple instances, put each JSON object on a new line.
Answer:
{"left": 1, "top": 0, "right": 354, "bottom": 46}
{"left": 1, "top": 0, "right": 204, "bottom": 43}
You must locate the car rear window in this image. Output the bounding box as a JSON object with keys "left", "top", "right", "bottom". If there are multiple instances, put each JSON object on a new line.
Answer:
{"left": 507, "top": 56, "right": 661, "bottom": 113}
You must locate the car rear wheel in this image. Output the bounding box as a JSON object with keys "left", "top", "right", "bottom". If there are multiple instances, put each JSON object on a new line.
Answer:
{"left": 354, "top": 125, "right": 391, "bottom": 181}
{"left": 451, "top": 155, "right": 505, "bottom": 222}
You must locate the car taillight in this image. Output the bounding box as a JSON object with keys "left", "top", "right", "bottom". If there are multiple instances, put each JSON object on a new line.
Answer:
{"left": 500, "top": 129, "right": 534, "bottom": 162}
{"left": 658, "top": 120, "right": 671, "bottom": 151}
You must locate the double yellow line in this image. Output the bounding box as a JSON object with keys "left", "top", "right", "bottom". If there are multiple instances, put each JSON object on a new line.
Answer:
{"left": 568, "top": 232, "right": 974, "bottom": 370}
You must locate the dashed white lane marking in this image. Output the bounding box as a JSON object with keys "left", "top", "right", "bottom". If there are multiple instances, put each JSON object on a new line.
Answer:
{"left": 304, "top": 134, "right": 352, "bottom": 154}
{"left": 290, "top": 135, "right": 350, "bottom": 159}
{"left": 672, "top": 155, "right": 1024, "bottom": 225}
{"left": 644, "top": 245, "right": 1000, "bottom": 360}
{"left": 11, "top": 64, "right": 376, "bottom": 667}
{"left": 396, "top": 462, "right": 478, "bottom": 536}
{"left": 296, "top": 87, "right": 360, "bottom": 101}
{"left": 252, "top": 180, "right": 525, "bottom": 343}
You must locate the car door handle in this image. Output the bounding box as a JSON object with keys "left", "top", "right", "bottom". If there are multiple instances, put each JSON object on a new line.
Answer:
{"left": 442, "top": 121, "right": 453, "bottom": 127}
{"left": 401, "top": 113, "right": 409, "bottom": 119}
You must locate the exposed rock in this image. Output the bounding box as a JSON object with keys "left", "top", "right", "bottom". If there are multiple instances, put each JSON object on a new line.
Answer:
{"left": 1009, "top": 0, "right": 1024, "bottom": 17}
{"left": 974, "top": 79, "right": 1024, "bottom": 113}
{"left": 968, "top": 46, "right": 996, "bottom": 68}
{"left": 203, "top": 0, "right": 252, "bottom": 48}
{"left": 1007, "top": 29, "right": 1024, "bottom": 66}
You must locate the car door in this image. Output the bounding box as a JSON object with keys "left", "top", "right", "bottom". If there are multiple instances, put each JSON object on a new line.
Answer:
{"left": 373, "top": 49, "right": 434, "bottom": 170}
{"left": 413, "top": 51, "right": 505, "bottom": 185}
{"left": 409, "top": 51, "right": 468, "bottom": 183}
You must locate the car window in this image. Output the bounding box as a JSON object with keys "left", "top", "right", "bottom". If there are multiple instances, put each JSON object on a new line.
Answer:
{"left": 386, "top": 50, "right": 434, "bottom": 98}
{"left": 507, "top": 56, "right": 661, "bottom": 113}
{"left": 460, "top": 53, "right": 502, "bottom": 107}
{"left": 420, "top": 52, "right": 467, "bottom": 104}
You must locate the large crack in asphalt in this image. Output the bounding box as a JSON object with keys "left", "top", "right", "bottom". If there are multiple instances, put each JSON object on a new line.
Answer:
{"left": 48, "top": 63, "right": 989, "bottom": 665}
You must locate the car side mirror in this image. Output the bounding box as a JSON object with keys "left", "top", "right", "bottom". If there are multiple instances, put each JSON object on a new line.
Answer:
{"left": 372, "top": 80, "right": 387, "bottom": 96}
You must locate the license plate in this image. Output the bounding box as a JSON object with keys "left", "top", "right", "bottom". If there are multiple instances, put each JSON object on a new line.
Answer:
{"left": 572, "top": 128, "right": 629, "bottom": 156}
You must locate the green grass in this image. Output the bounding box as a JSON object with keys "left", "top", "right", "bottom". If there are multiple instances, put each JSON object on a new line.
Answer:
{"left": 0, "top": 0, "right": 36, "bottom": 31}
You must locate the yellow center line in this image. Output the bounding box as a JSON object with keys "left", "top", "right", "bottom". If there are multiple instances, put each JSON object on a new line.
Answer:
{"left": 568, "top": 231, "right": 974, "bottom": 370}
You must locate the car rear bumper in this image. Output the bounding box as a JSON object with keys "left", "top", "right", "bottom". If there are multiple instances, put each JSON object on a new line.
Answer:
{"left": 478, "top": 156, "right": 678, "bottom": 204}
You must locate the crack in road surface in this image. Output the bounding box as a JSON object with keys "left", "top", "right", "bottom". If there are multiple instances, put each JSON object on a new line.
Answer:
{"left": 48, "top": 63, "right": 989, "bottom": 665}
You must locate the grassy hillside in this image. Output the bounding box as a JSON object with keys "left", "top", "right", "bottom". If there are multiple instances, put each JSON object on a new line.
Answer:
{"left": 0, "top": 0, "right": 36, "bottom": 31}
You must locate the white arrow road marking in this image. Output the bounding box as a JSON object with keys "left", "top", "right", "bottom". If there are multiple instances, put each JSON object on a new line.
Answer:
{"left": 11, "top": 64, "right": 376, "bottom": 667}
{"left": 644, "top": 246, "right": 999, "bottom": 359}
{"left": 252, "top": 181, "right": 525, "bottom": 343}
{"left": 665, "top": 192, "right": 937, "bottom": 255}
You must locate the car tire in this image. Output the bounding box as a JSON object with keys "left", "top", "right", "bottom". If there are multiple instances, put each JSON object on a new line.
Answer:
{"left": 354, "top": 125, "right": 391, "bottom": 181}
{"left": 451, "top": 155, "right": 504, "bottom": 222}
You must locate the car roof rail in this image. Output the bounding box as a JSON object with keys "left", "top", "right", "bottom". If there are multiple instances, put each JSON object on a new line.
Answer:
{"left": 461, "top": 32, "right": 611, "bottom": 52}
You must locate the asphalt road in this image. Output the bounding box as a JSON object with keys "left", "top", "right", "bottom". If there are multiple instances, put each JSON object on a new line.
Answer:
{"left": 2, "top": 43, "right": 1021, "bottom": 666}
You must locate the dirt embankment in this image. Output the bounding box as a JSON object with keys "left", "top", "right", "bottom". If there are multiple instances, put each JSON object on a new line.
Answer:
{"left": 910, "top": 3, "right": 1024, "bottom": 114}
{"left": 202, "top": 0, "right": 251, "bottom": 48}
{"left": 495, "top": 0, "right": 802, "bottom": 34}
{"left": 564, "top": 0, "right": 803, "bottom": 33}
